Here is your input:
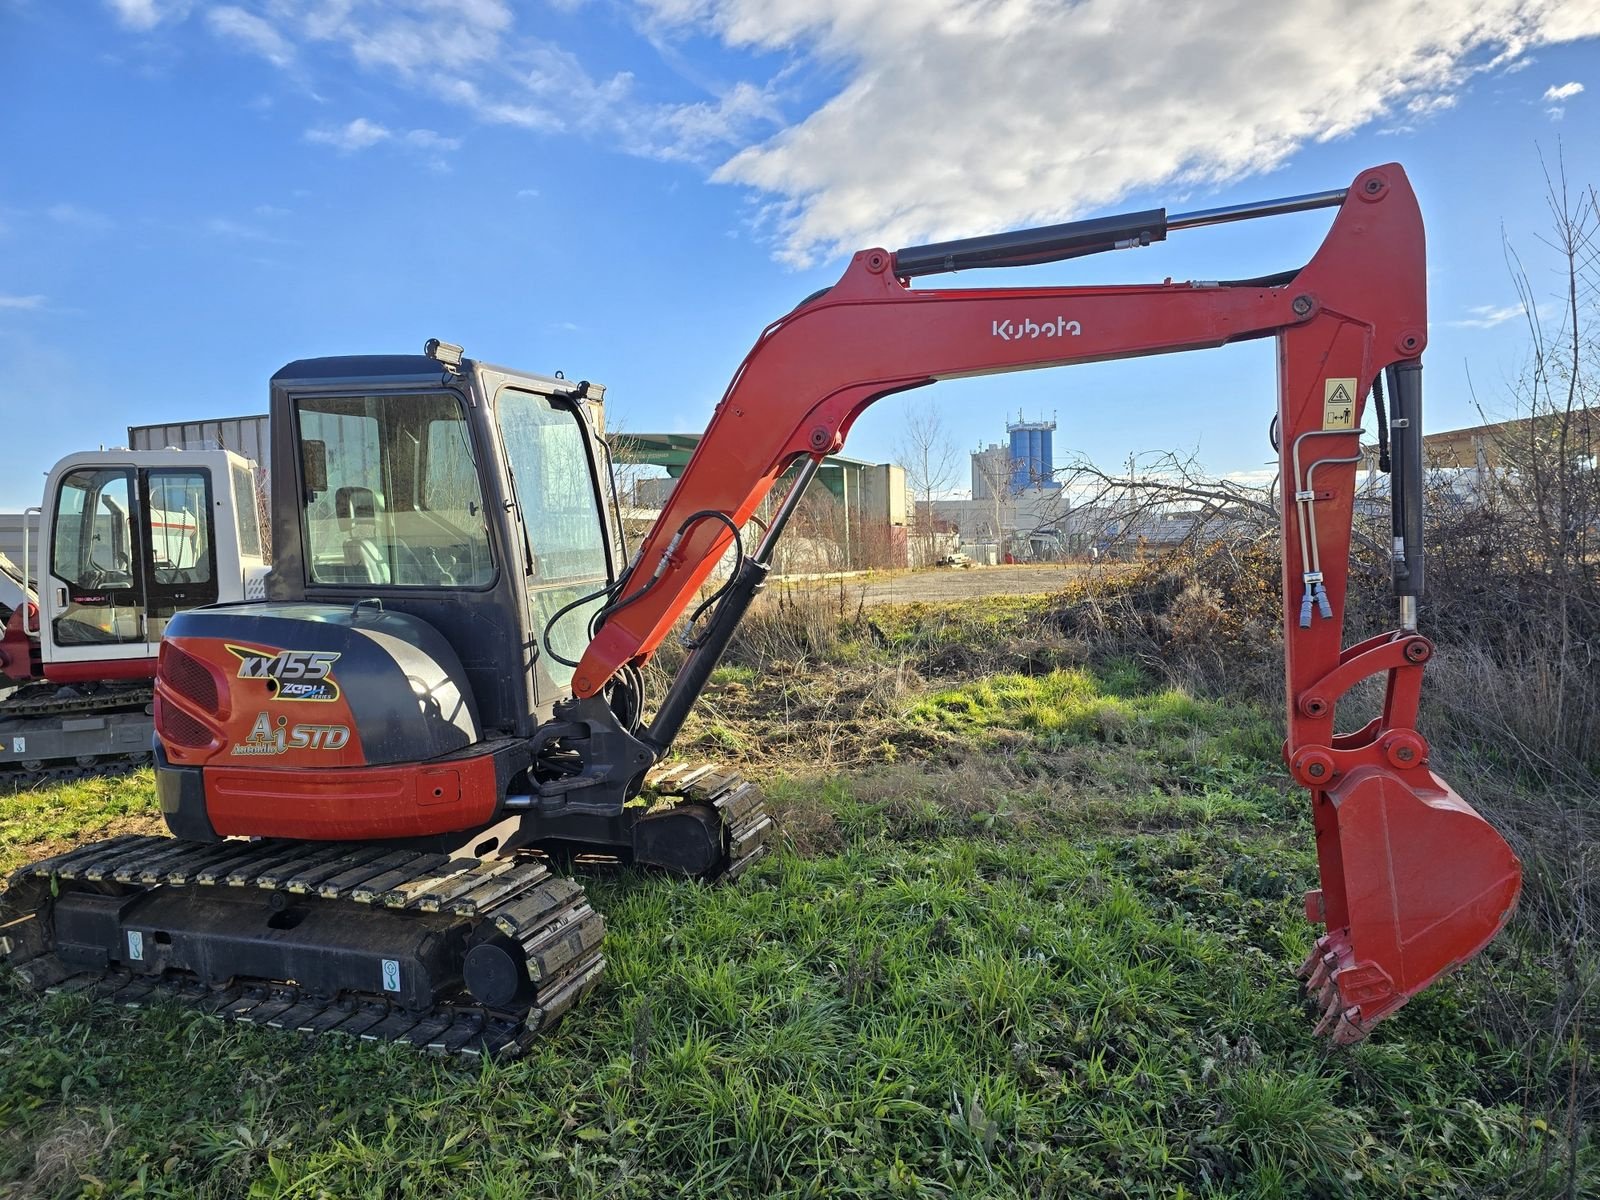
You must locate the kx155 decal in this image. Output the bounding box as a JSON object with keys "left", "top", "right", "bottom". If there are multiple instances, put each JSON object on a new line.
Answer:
{"left": 226, "top": 646, "right": 342, "bottom": 702}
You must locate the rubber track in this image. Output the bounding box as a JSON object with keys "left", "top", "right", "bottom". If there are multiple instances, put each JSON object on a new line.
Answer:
{"left": 2, "top": 684, "right": 153, "bottom": 721}
{"left": 2, "top": 755, "right": 151, "bottom": 792}
{"left": 0, "top": 838, "right": 606, "bottom": 1060}
{"left": 1, "top": 766, "right": 773, "bottom": 1057}
{"left": 643, "top": 763, "right": 776, "bottom": 881}
{"left": 2, "top": 686, "right": 154, "bottom": 792}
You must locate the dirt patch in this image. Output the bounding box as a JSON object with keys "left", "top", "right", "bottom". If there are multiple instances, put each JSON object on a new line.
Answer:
{"left": 789, "top": 563, "right": 1099, "bottom": 606}
{"left": 3, "top": 813, "right": 167, "bottom": 868}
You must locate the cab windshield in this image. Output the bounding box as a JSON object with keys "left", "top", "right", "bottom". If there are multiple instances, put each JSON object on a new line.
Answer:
{"left": 296, "top": 393, "right": 495, "bottom": 588}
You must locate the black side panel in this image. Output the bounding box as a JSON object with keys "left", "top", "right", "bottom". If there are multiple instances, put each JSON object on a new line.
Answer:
{"left": 155, "top": 742, "right": 217, "bottom": 841}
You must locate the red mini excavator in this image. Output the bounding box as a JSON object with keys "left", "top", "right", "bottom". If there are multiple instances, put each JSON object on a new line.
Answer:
{"left": 1, "top": 163, "right": 1520, "bottom": 1055}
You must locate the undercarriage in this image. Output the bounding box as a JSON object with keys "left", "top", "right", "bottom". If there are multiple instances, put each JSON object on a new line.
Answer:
{"left": 0, "top": 765, "right": 772, "bottom": 1057}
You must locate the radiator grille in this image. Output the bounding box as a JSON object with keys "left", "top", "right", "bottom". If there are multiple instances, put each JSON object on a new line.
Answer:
{"left": 160, "top": 644, "right": 218, "bottom": 713}
{"left": 155, "top": 695, "right": 214, "bottom": 749}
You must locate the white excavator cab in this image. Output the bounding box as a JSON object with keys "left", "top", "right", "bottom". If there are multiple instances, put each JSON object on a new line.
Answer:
{"left": 22, "top": 449, "right": 266, "bottom": 680}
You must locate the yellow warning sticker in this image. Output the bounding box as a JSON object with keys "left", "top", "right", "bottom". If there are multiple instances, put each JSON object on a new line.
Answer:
{"left": 1322, "top": 378, "right": 1357, "bottom": 430}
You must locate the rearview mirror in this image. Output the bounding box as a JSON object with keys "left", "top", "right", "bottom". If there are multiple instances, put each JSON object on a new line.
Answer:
{"left": 302, "top": 439, "right": 328, "bottom": 495}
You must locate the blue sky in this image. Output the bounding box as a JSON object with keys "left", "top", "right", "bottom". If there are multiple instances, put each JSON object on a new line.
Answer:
{"left": 1, "top": 0, "right": 1597, "bottom": 510}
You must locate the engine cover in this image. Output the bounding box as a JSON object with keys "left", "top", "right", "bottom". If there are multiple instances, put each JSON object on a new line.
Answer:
{"left": 155, "top": 602, "right": 480, "bottom": 770}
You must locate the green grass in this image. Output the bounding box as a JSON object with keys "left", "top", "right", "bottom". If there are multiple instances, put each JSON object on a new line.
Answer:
{"left": 2, "top": 648, "right": 1592, "bottom": 1198}
{"left": 0, "top": 770, "right": 163, "bottom": 866}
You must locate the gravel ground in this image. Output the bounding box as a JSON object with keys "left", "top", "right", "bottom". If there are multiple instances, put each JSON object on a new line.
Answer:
{"left": 783, "top": 562, "right": 1098, "bottom": 605}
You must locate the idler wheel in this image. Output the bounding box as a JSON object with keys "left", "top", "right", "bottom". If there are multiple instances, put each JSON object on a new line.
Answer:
{"left": 464, "top": 935, "right": 534, "bottom": 1008}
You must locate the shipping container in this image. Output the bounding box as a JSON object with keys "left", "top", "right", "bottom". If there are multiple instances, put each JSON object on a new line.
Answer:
{"left": 128, "top": 414, "right": 269, "bottom": 467}
{"left": 0, "top": 511, "right": 39, "bottom": 580}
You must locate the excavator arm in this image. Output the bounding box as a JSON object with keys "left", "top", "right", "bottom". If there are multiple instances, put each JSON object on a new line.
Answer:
{"left": 571, "top": 163, "right": 1520, "bottom": 1043}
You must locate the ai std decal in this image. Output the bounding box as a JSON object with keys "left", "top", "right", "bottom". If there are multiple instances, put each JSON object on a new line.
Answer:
{"left": 226, "top": 645, "right": 342, "bottom": 701}
{"left": 231, "top": 712, "right": 352, "bottom": 756}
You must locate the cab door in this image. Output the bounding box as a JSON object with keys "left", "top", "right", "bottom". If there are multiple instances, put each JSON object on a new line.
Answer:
{"left": 138, "top": 468, "right": 220, "bottom": 642}
{"left": 43, "top": 464, "right": 149, "bottom": 665}
{"left": 41, "top": 461, "right": 222, "bottom": 677}
{"left": 491, "top": 385, "right": 616, "bottom": 713}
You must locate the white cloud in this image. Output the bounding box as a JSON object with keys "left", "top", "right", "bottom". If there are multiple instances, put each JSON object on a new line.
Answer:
{"left": 436, "top": 79, "right": 563, "bottom": 132}
{"left": 46, "top": 203, "right": 113, "bottom": 232}
{"left": 1222, "top": 467, "right": 1278, "bottom": 488}
{"left": 516, "top": 188, "right": 541, "bottom": 199}
{"left": 304, "top": 118, "right": 463, "bottom": 167}
{"left": 105, "top": 0, "right": 1599, "bottom": 267}
{"left": 1543, "top": 81, "right": 1585, "bottom": 101}
{"left": 0, "top": 294, "right": 46, "bottom": 310}
{"left": 104, "top": 0, "right": 189, "bottom": 31}
{"left": 638, "top": 80, "right": 779, "bottom": 163}
{"left": 637, "top": 0, "right": 1600, "bottom": 264}
{"left": 177, "top": 2, "right": 770, "bottom": 159}
{"left": 205, "top": 6, "right": 293, "bottom": 67}
{"left": 304, "top": 117, "right": 393, "bottom": 152}
{"left": 306, "top": 0, "right": 514, "bottom": 75}
{"left": 405, "top": 129, "right": 461, "bottom": 152}
{"left": 1450, "top": 303, "right": 1526, "bottom": 329}
{"left": 205, "top": 216, "right": 271, "bottom": 239}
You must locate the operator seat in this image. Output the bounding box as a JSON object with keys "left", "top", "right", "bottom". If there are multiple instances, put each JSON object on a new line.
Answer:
{"left": 335, "top": 485, "right": 389, "bottom": 584}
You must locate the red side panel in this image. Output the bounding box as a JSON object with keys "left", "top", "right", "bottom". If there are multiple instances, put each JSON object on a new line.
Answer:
{"left": 0, "top": 608, "right": 38, "bottom": 682}
{"left": 156, "top": 625, "right": 500, "bottom": 840}
{"left": 43, "top": 657, "right": 158, "bottom": 683}
{"left": 155, "top": 635, "right": 367, "bottom": 769}
{"left": 204, "top": 754, "right": 500, "bottom": 840}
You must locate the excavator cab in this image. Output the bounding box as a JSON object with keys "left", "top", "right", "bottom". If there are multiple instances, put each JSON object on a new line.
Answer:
{"left": 258, "top": 348, "right": 621, "bottom": 734}
{"left": 15, "top": 450, "right": 266, "bottom": 673}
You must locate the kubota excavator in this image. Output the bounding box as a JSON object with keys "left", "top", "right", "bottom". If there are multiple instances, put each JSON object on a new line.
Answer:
{"left": 1, "top": 163, "right": 1521, "bottom": 1056}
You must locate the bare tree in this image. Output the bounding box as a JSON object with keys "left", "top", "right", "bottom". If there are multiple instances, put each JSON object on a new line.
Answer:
{"left": 896, "top": 401, "right": 958, "bottom": 566}
{"left": 971, "top": 446, "right": 1013, "bottom": 558}
{"left": 1050, "top": 447, "right": 1287, "bottom": 562}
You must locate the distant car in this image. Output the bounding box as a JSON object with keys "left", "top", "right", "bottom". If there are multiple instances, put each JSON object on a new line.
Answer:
{"left": 936, "top": 552, "right": 972, "bottom": 568}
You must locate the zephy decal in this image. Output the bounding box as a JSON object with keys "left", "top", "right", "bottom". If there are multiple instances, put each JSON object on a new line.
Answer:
{"left": 992, "top": 317, "right": 1081, "bottom": 342}
{"left": 230, "top": 712, "right": 351, "bottom": 756}
{"left": 226, "top": 645, "right": 342, "bottom": 701}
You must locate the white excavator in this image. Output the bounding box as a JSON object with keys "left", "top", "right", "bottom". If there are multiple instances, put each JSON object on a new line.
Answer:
{"left": 1, "top": 448, "right": 267, "bottom": 784}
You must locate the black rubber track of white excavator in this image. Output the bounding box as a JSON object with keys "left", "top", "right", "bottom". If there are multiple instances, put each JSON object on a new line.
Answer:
{"left": 640, "top": 763, "right": 775, "bottom": 884}
{"left": 0, "top": 767, "right": 773, "bottom": 1060}
{"left": 1, "top": 685, "right": 155, "bottom": 791}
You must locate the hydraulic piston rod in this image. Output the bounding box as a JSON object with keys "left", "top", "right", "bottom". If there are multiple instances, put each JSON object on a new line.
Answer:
{"left": 1167, "top": 187, "right": 1348, "bottom": 231}
{"left": 894, "top": 186, "right": 1348, "bottom": 279}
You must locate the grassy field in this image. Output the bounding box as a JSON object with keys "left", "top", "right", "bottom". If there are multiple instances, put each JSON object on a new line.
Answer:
{"left": 1, "top": 598, "right": 1593, "bottom": 1198}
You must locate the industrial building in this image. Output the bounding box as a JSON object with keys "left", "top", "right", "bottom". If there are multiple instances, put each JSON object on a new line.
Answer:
{"left": 933, "top": 414, "right": 1070, "bottom": 561}
{"left": 609, "top": 433, "right": 913, "bottom": 572}
{"left": 971, "top": 414, "right": 1063, "bottom": 500}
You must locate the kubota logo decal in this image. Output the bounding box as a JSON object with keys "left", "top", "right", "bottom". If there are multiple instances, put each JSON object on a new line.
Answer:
{"left": 992, "top": 316, "right": 1082, "bottom": 342}
{"left": 226, "top": 645, "right": 341, "bottom": 702}
{"left": 231, "top": 712, "right": 351, "bottom": 756}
